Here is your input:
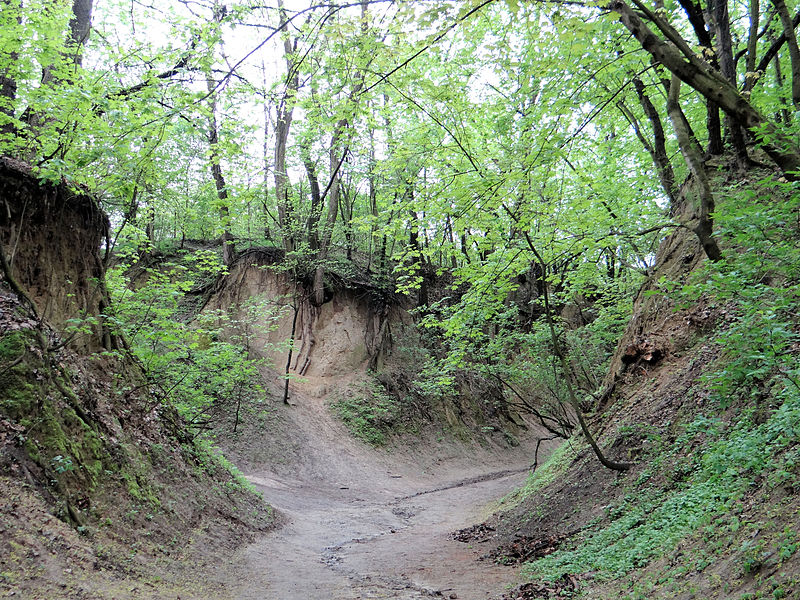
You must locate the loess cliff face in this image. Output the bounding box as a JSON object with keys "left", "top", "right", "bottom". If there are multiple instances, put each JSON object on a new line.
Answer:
{"left": 0, "top": 157, "right": 112, "bottom": 353}
{"left": 210, "top": 250, "right": 411, "bottom": 384}
{"left": 0, "top": 160, "right": 272, "bottom": 599}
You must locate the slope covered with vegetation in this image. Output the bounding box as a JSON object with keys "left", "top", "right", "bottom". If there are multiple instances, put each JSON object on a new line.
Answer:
{"left": 0, "top": 160, "right": 272, "bottom": 598}
{"left": 470, "top": 167, "right": 800, "bottom": 598}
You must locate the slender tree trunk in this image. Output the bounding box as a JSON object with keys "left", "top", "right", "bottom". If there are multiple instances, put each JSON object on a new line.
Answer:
{"left": 144, "top": 202, "right": 155, "bottom": 247}
{"left": 406, "top": 183, "right": 428, "bottom": 308}
{"left": 750, "top": 11, "right": 800, "bottom": 90}
{"left": 460, "top": 232, "right": 471, "bottom": 263}
{"left": 274, "top": 0, "right": 299, "bottom": 255}
{"left": 705, "top": 103, "right": 724, "bottom": 156}
{"left": 746, "top": 0, "right": 760, "bottom": 78}
{"left": 340, "top": 183, "right": 354, "bottom": 261}
{"left": 39, "top": 0, "right": 93, "bottom": 88}
{"left": 446, "top": 214, "right": 458, "bottom": 270}
{"left": 283, "top": 297, "right": 300, "bottom": 405}
{"left": 206, "top": 79, "right": 235, "bottom": 266}
{"left": 261, "top": 61, "right": 274, "bottom": 242}
{"left": 632, "top": 79, "right": 677, "bottom": 204}
{"left": 301, "top": 142, "right": 322, "bottom": 253}
{"left": 773, "top": 37, "right": 793, "bottom": 123}
{"left": 774, "top": 0, "right": 800, "bottom": 110}
{"left": 710, "top": 0, "right": 749, "bottom": 164}
{"left": 366, "top": 124, "right": 378, "bottom": 272}
{"left": 312, "top": 142, "right": 345, "bottom": 305}
{"left": 678, "top": 0, "right": 713, "bottom": 50}
{"left": 666, "top": 76, "right": 722, "bottom": 262}
{"left": 675, "top": 0, "right": 723, "bottom": 154}
{"left": 22, "top": 0, "right": 93, "bottom": 156}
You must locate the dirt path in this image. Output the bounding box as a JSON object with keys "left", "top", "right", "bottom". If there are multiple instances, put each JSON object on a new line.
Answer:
{"left": 230, "top": 470, "right": 527, "bottom": 599}
{"left": 218, "top": 382, "right": 550, "bottom": 600}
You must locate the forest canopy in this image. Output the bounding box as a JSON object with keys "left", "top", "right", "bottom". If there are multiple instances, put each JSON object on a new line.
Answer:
{"left": 0, "top": 0, "right": 781, "bottom": 260}
{"left": 2, "top": 0, "right": 799, "bottom": 338}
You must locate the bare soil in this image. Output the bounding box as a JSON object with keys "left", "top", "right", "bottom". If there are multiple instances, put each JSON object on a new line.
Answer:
{"left": 210, "top": 378, "right": 558, "bottom": 600}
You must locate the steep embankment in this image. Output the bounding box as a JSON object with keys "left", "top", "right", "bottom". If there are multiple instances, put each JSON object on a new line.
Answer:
{"left": 208, "top": 249, "right": 537, "bottom": 449}
{"left": 0, "top": 158, "right": 272, "bottom": 599}
{"left": 457, "top": 168, "right": 800, "bottom": 599}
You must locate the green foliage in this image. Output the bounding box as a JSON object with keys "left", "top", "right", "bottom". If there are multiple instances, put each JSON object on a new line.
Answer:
{"left": 106, "top": 251, "right": 275, "bottom": 432}
{"left": 523, "top": 388, "right": 800, "bottom": 581}
{"left": 330, "top": 376, "right": 402, "bottom": 446}
{"left": 415, "top": 281, "right": 633, "bottom": 439}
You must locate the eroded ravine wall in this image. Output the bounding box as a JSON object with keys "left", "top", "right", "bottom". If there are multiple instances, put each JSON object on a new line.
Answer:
{"left": 208, "top": 252, "right": 411, "bottom": 382}
{"left": 0, "top": 157, "right": 111, "bottom": 352}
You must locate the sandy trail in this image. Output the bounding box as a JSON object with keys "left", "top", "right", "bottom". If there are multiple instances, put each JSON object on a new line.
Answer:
{"left": 221, "top": 382, "right": 545, "bottom": 600}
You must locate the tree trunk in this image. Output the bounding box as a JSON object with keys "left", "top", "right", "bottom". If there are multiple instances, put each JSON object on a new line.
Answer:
{"left": 772, "top": 36, "right": 793, "bottom": 124}
{"left": 261, "top": 64, "right": 274, "bottom": 242}
{"left": 529, "top": 244, "right": 632, "bottom": 472}
{"left": 745, "top": 0, "right": 759, "bottom": 78}
{"left": 274, "top": 0, "right": 299, "bottom": 255}
{"left": 301, "top": 142, "right": 322, "bottom": 253}
{"left": 632, "top": 78, "right": 677, "bottom": 204}
{"left": 340, "top": 182, "right": 354, "bottom": 261}
{"left": 666, "top": 77, "right": 722, "bottom": 262}
{"left": 675, "top": 0, "right": 723, "bottom": 154}
{"left": 311, "top": 0, "right": 373, "bottom": 306}
{"left": 407, "top": 189, "right": 428, "bottom": 308}
{"left": 774, "top": 0, "right": 800, "bottom": 109}
{"left": 23, "top": 0, "right": 93, "bottom": 153}
{"left": 710, "top": 0, "right": 749, "bottom": 164}
{"left": 206, "top": 79, "right": 235, "bottom": 266}
{"left": 366, "top": 124, "right": 378, "bottom": 272}
{"left": 39, "top": 0, "right": 93, "bottom": 88}
{"left": 283, "top": 297, "right": 300, "bottom": 405}
{"left": 311, "top": 143, "right": 343, "bottom": 305}
{"left": 611, "top": 0, "right": 800, "bottom": 178}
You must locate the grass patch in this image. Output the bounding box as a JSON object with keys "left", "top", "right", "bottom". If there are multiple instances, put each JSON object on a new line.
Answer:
{"left": 329, "top": 377, "right": 401, "bottom": 446}
{"left": 184, "top": 438, "right": 261, "bottom": 498}
{"left": 499, "top": 438, "right": 583, "bottom": 509}
{"left": 521, "top": 389, "right": 800, "bottom": 582}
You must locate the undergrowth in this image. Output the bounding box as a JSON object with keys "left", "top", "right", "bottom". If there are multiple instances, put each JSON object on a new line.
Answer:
{"left": 106, "top": 247, "right": 276, "bottom": 435}
{"left": 518, "top": 177, "right": 800, "bottom": 589}
{"left": 521, "top": 379, "right": 799, "bottom": 586}
{"left": 329, "top": 376, "right": 401, "bottom": 446}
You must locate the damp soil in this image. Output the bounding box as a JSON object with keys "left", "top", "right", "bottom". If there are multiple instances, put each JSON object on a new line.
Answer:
{"left": 210, "top": 379, "right": 556, "bottom": 600}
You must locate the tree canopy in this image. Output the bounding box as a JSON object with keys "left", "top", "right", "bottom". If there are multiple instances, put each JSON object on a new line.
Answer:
{"left": 3, "top": 0, "right": 798, "bottom": 268}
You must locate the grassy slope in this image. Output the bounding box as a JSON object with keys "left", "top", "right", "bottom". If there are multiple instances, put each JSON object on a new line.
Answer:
{"left": 485, "top": 172, "right": 800, "bottom": 599}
